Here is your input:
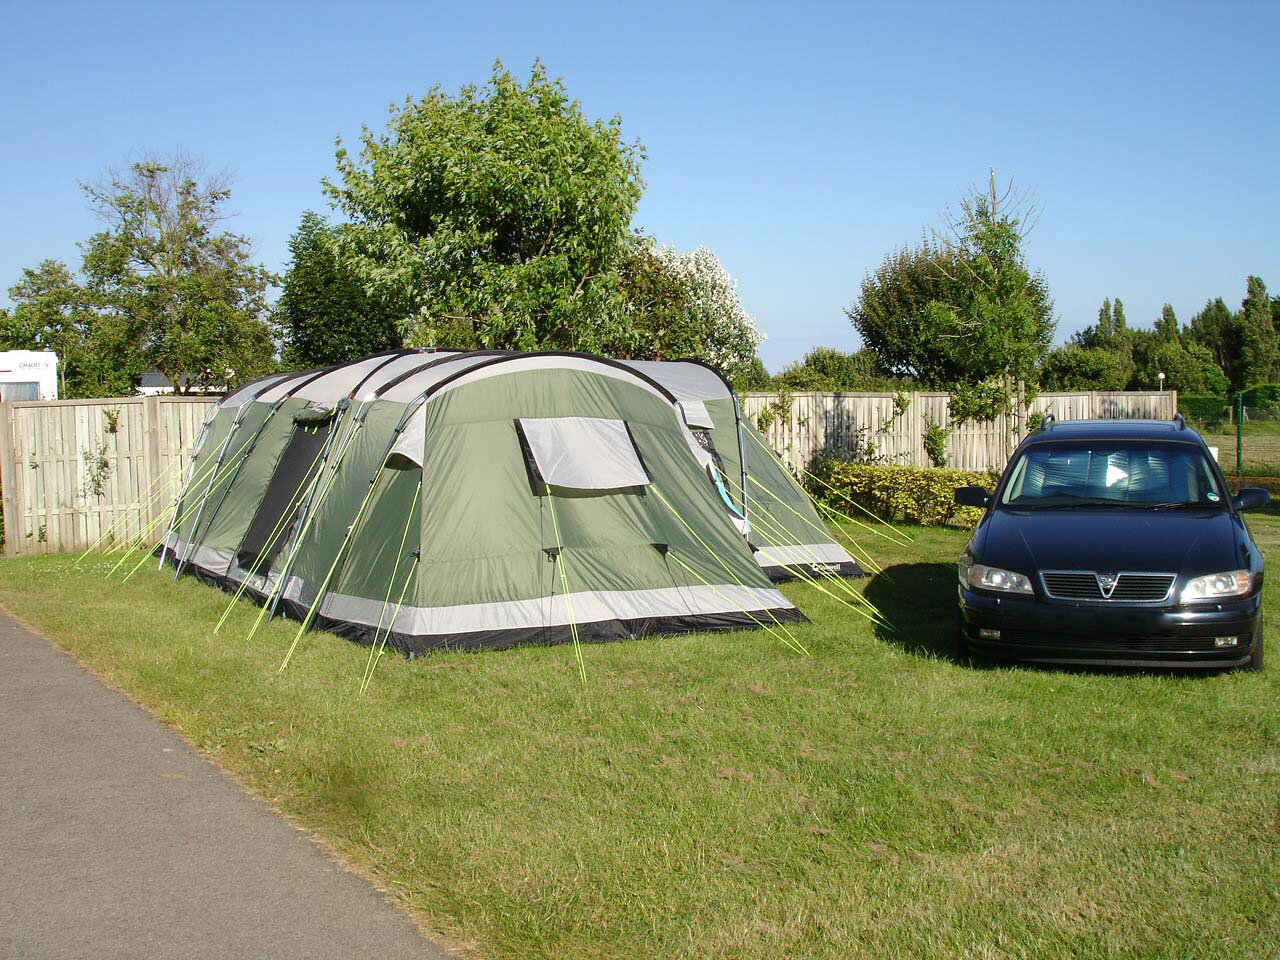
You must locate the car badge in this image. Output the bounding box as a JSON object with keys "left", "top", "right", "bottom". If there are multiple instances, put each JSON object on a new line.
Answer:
{"left": 1096, "top": 573, "right": 1118, "bottom": 598}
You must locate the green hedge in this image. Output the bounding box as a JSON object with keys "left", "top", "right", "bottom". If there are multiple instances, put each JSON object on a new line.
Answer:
{"left": 808, "top": 461, "right": 999, "bottom": 528}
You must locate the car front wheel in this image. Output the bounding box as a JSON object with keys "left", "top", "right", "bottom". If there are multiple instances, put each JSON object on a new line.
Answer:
{"left": 1247, "top": 623, "right": 1264, "bottom": 672}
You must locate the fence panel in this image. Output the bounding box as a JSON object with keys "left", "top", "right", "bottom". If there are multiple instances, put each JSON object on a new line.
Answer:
{"left": 0, "top": 396, "right": 215, "bottom": 557}
{"left": 742, "top": 390, "right": 1177, "bottom": 474}
{"left": 0, "top": 389, "right": 1178, "bottom": 557}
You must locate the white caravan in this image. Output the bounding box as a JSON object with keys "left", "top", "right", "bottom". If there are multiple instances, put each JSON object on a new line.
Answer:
{"left": 0, "top": 351, "right": 59, "bottom": 402}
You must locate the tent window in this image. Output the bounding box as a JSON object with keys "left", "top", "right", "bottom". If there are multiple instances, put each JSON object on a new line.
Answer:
{"left": 516, "top": 417, "right": 651, "bottom": 491}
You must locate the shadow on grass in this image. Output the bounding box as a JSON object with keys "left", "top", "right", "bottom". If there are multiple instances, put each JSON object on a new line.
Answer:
{"left": 864, "top": 562, "right": 1231, "bottom": 678}
{"left": 864, "top": 562, "right": 967, "bottom": 663}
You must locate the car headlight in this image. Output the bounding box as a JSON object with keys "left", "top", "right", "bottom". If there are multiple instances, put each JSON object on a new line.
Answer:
{"left": 1180, "top": 570, "right": 1253, "bottom": 604}
{"left": 966, "top": 563, "right": 1033, "bottom": 595}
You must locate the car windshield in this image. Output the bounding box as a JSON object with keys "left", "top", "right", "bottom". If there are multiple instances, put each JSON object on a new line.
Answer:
{"left": 999, "top": 441, "right": 1225, "bottom": 509}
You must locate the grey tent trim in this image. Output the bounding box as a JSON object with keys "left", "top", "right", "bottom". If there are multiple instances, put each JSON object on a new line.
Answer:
{"left": 753, "top": 542, "right": 854, "bottom": 567}
{"left": 306, "top": 582, "right": 795, "bottom": 635}
{"left": 422, "top": 354, "right": 674, "bottom": 405}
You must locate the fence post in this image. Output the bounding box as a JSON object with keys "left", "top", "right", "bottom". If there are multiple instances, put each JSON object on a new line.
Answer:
{"left": 0, "top": 403, "right": 15, "bottom": 558}
{"left": 1236, "top": 392, "right": 1244, "bottom": 476}
{"left": 142, "top": 395, "right": 162, "bottom": 529}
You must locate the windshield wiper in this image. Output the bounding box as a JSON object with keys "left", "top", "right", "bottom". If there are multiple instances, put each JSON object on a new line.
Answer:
{"left": 1016, "top": 499, "right": 1130, "bottom": 510}
{"left": 1142, "top": 501, "right": 1216, "bottom": 510}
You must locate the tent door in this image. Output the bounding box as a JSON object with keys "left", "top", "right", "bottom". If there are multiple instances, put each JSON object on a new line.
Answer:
{"left": 235, "top": 421, "right": 332, "bottom": 572}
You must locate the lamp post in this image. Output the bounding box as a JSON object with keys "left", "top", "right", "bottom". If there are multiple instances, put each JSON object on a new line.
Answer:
{"left": 1158, "top": 372, "right": 1165, "bottom": 392}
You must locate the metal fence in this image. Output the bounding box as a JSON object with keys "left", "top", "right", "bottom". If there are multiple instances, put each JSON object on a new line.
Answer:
{"left": 1179, "top": 387, "right": 1280, "bottom": 477}
{"left": 0, "top": 396, "right": 215, "bottom": 557}
{"left": 742, "top": 390, "right": 1179, "bottom": 474}
{"left": 0, "top": 388, "right": 1179, "bottom": 557}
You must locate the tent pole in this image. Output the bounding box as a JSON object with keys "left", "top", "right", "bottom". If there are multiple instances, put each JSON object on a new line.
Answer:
{"left": 546, "top": 490, "right": 586, "bottom": 684}
{"left": 742, "top": 426, "right": 911, "bottom": 545}
{"left": 107, "top": 428, "right": 258, "bottom": 578}
{"left": 264, "top": 399, "right": 366, "bottom": 624}
{"left": 665, "top": 550, "right": 807, "bottom": 656}
{"left": 648, "top": 484, "right": 806, "bottom": 652}
{"left": 77, "top": 452, "right": 184, "bottom": 564}
{"left": 360, "top": 554, "right": 419, "bottom": 695}
{"left": 277, "top": 453, "right": 389, "bottom": 674}
{"left": 175, "top": 403, "right": 285, "bottom": 581}
{"left": 171, "top": 405, "right": 255, "bottom": 580}
{"left": 248, "top": 418, "right": 363, "bottom": 641}
{"left": 213, "top": 438, "right": 332, "bottom": 633}
{"left": 155, "top": 404, "right": 217, "bottom": 570}
{"left": 359, "top": 479, "right": 421, "bottom": 690}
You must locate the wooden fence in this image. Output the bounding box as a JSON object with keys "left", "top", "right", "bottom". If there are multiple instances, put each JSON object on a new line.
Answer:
{"left": 0, "top": 396, "right": 215, "bottom": 557}
{"left": 0, "top": 389, "right": 1178, "bottom": 557}
{"left": 741, "top": 390, "right": 1178, "bottom": 474}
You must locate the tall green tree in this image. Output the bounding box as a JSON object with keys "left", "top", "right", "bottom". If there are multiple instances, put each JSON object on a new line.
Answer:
{"left": 1154, "top": 303, "right": 1179, "bottom": 341}
{"left": 327, "top": 60, "right": 644, "bottom": 352}
{"left": 1239, "top": 275, "right": 1280, "bottom": 386}
{"left": 1187, "top": 296, "right": 1244, "bottom": 389}
{"left": 81, "top": 154, "right": 276, "bottom": 393}
{"left": 850, "top": 173, "right": 1055, "bottom": 419}
{"left": 1111, "top": 297, "right": 1127, "bottom": 332}
{"left": 275, "top": 212, "right": 402, "bottom": 367}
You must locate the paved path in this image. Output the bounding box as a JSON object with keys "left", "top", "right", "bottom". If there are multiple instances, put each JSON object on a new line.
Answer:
{"left": 0, "top": 611, "right": 458, "bottom": 960}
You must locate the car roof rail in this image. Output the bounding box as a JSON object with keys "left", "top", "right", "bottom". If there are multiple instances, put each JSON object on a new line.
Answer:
{"left": 1173, "top": 412, "right": 1186, "bottom": 430}
{"left": 1039, "top": 412, "right": 1055, "bottom": 431}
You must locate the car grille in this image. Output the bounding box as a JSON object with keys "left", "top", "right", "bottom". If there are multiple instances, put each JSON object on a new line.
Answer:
{"left": 1040, "top": 571, "right": 1176, "bottom": 603}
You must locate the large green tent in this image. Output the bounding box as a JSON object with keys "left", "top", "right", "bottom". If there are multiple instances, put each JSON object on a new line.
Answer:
{"left": 162, "top": 350, "right": 863, "bottom": 653}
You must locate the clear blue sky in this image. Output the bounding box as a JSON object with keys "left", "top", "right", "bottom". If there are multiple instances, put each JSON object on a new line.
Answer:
{"left": 2, "top": 0, "right": 1277, "bottom": 370}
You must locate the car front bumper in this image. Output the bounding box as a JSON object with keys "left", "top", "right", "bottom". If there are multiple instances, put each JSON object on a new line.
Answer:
{"left": 959, "top": 585, "right": 1262, "bottom": 668}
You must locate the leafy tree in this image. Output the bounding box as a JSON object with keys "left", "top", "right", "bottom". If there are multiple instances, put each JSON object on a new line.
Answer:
{"left": 732, "top": 355, "right": 773, "bottom": 392}
{"left": 1, "top": 260, "right": 137, "bottom": 397}
{"left": 327, "top": 60, "right": 644, "bottom": 353}
{"left": 773, "top": 347, "right": 907, "bottom": 391}
{"left": 1039, "top": 346, "right": 1130, "bottom": 391}
{"left": 80, "top": 154, "right": 275, "bottom": 393}
{"left": 849, "top": 173, "right": 1054, "bottom": 419}
{"left": 1137, "top": 339, "right": 1228, "bottom": 394}
{"left": 1187, "top": 297, "right": 1244, "bottom": 389}
{"left": 1239, "top": 275, "right": 1279, "bottom": 387}
{"left": 648, "top": 245, "right": 762, "bottom": 380}
{"left": 615, "top": 238, "right": 707, "bottom": 363}
{"left": 275, "top": 212, "right": 402, "bottom": 367}
{"left": 847, "top": 238, "right": 964, "bottom": 383}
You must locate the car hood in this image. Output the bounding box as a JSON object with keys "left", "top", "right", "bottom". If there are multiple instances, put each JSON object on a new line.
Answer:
{"left": 974, "top": 508, "right": 1244, "bottom": 577}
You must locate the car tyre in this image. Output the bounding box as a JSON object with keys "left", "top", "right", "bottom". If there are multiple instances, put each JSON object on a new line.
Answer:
{"left": 1247, "top": 621, "right": 1264, "bottom": 672}
{"left": 955, "top": 611, "right": 969, "bottom": 661}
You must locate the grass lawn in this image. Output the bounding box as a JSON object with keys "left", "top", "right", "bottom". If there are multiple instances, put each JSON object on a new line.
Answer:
{"left": 1, "top": 518, "right": 1278, "bottom": 959}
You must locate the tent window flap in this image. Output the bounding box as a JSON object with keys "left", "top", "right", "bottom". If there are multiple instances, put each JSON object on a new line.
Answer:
{"left": 679, "top": 399, "right": 714, "bottom": 429}
{"left": 517, "top": 417, "right": 651, "bottom": 490}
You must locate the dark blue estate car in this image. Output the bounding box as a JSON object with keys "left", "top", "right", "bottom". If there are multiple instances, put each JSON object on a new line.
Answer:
{"left": 954, "top": 417, "right": 1269, "bottom": 670}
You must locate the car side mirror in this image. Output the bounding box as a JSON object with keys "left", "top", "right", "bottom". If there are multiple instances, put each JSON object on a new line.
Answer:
{"left": 954, "top": 486, "right": 992, "bottom": 508}
{"left": 1234, "top": 487, "right": 1270, "bottom": 512}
